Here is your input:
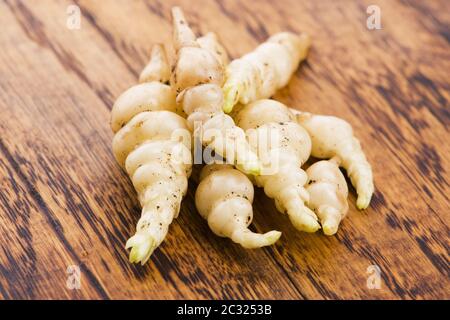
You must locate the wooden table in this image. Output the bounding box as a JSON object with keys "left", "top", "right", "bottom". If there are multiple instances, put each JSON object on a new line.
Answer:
{"left": 0, "top": 0, "right": 448, "bottom": 300}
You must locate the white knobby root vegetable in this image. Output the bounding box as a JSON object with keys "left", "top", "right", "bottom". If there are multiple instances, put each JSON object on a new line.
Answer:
{"left": 290, "top": 109, "right": 374, "bottom": 209}
{"left": 223, "top": 32, "right": 311, "bottom": 113}
{"left": 196, "top": 164, "right": 281, "bottom": 248}
{"left": 111, "top": 44, "right": 192, "bottom": 265}
{"left": 234, "top": 99, "right": 320, "bottom": 232}
{"left": 305, "top": 158, "right": 349, "bottom": 235}
{"left": 197, "top": 32, "right": 229, "bottom": 67}
{"left": 171, "top": 7, "right": 261, "bottom": 175}
{"left": 139, "top": 43, "right": 171, "bottom": 84}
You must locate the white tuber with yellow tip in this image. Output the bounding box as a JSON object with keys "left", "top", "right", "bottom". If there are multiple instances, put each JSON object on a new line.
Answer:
{"left": 234, "top": 99, "right": 320, "bottom": 232}
{"left": 291, "top": 109, "right": 374, "bottom": 209}
{"left": 171, "top": 7, "right": 261, "bottom": 175}
{"left": 223, "top": 32, "right": 311, "bottom": 113}
{"left": 305, "top": 158, "right": 349, "bottom": 235}
{"left": 196, "top": 164, "right": 281, "bottom": 248}
{"left": 111, "top": 44, "right": 192, "bottom": 265}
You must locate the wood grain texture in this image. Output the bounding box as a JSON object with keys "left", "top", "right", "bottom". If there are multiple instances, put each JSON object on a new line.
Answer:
{"left": 0, "top": 0, "right": 448, "bottom": 299}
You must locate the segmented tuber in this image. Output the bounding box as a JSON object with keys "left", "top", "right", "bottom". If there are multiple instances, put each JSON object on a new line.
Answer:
{"left": 196, "top": 164, "right": 281, "bottom": 248}
{"left": 305, "top": 158, "right": 349, "bottom": 235}
{"left": 111, "top": 44, "right": 192, "bottom": 265}
{"left": 197, "top": 32, "right": 229, "bottom": 67}
{"left": 291, "top": 109, "right": 374, "bottom": 209}
{"left": 234, "top": 99, "right": 320, "bottom": 232}
{"left": 223, "top": 32, "right": 311, "bottom": 113}
{"left": 171, "top": 7, "right": 261, "bottom": 175}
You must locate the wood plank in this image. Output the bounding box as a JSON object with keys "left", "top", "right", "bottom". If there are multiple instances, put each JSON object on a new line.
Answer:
{"left": 79, "top": 0, "right": 449, "bottom": 299}
{"left": 0, "top": 0, "right": 301, "bottom": 299}
{"left": 266, "top": 0, "right": 450, "bottom": 299}
{"left": 0, "top": 0, "right": 448, "bottom": 299}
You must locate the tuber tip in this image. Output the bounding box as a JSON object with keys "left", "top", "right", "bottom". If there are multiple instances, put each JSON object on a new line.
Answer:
{"left": 232, "top": 229, "right": 281, "bottom": 249}
{"left": 236, "top": 160, "right": 262, "bottom": 176}
{"left": 322, "top": 220, "right": 339, "bottom": 236}
{"left": 265, "top": 230, "right": 282, "bottom": 244}
{"left": 288, "top": 208, "right": 321, "bottom": 233}
{"left": 223, "top": 84, "right": 239, "bottom": 113}
{"left": 126, "top": 233, "right": 156, "bottom": 265}
{"left": 356, "top": 193, "right": 372, "bottom": 210}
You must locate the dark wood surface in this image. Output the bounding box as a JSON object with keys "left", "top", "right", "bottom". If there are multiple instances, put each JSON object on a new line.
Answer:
{"left": 0, "top": 0, "right": 448, "bottom": 299}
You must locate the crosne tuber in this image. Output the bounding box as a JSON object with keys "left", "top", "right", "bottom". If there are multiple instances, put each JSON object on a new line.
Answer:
{"left": 223, "top": 32, "right": 311, "bottom": 113}
{"left": 197, "top": 32, "right": 229, "bottom": 67}
{"left": 290, "top": 109, "right": 374, "bottom": 209}
{"left": 139, "top": 43, "right": 171, "bottom": 84}
{"left": 111, "top": 44, "right": 192, "bottom": 265}
{"left": 196, "top": 164, "right": 281, "bottom": 248}
{"left": 234, "top": 99, "right": 320, "bottom": 232}
{"left": 305, "top": 158, "right": 349, "bottom": 235}
{"left": 171, "top": 7, "right": 261, "bottom": 175}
